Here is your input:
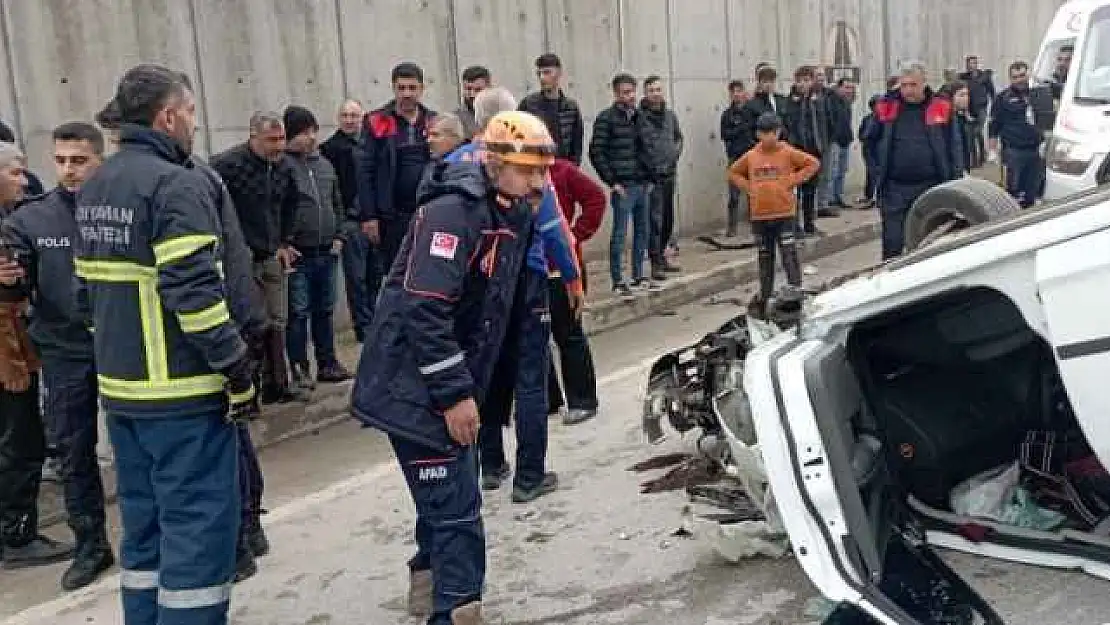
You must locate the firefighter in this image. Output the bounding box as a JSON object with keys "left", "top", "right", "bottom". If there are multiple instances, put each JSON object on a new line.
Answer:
{"left": 74, "top": 64, "right": 256, "bottom": 625}
{"left": 1, "top": 122, "right": 114, "bottom": 590}
{"left": 350, "top": 110, "right": 558, "bottom": 625}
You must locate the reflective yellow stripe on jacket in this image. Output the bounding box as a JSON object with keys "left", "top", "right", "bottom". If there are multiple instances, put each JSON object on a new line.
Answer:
{"left": 73, "top": 256, "right": 226, "bottom": 402}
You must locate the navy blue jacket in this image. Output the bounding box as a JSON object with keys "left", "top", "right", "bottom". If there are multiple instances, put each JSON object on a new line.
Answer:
{"left": 873, "top": 89, "right": 964, "bottom": 190}
{"left": 356, "top": 101, "right": 437, "bottom": 223}
{"left": 74, "top": 126, "right": 247, "bottom": 418}
{"left": 350, "top": 162, "right": 534, "bottom": 452}
{"left": 1, "top": 187, "right": 93, "bottom": 363}
{"left": 988, "top": 86, "right": 1044, "bottom": 151}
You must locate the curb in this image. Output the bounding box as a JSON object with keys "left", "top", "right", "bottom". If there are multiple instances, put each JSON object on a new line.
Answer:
{"left": 580, "top": 220, "right": 880, "bottom": 336}
{"left": 38, "top": 219, "right": 879, "bottom": 529}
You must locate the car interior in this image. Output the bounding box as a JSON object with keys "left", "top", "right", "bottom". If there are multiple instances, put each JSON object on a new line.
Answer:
{"left": 800, "top": 286, "right": 1110, "bottom": 623}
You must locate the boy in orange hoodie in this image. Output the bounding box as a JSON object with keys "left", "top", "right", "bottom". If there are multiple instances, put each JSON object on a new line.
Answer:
{"left": 728, "top": 113, "right": 820, "bottom": 309}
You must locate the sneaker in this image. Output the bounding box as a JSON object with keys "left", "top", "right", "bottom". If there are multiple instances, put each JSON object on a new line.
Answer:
{"left": 633, "top": 278, "right": 661, "bottom": 292}
{"left": 233, "top": 547, "right": 257, "bottom": 583}
{"left": 661, "top": 259, "right": 681, "bottom": 273}
{"left": 408, "top": 569, "right": 433, "bottom": 617}
{"left": 612, "top": 282, "right": 634, "bottom": 298}
{"left": 816, "top": 206, "right": 841, "bottom": 218}
{"left": 563, "top": 408, "right": 597, "bottom": 426}
{"left": 651, "top": 266, "right": 667, "bottom": 281}
{"left": 290, "top": 362, "right": 316, "bottom": 392}
{"left": 61, "top": 546, "right": 114, "bottom": 591}
{"left": 1, "top": 535, "right": 74, "bottom": 570}
{"left": 316, "top": 362, "right": 353, "bottom": 384}
{"left": 512, "top": 472, "right": 559, "bottom": 504}
{"left": 481, "top": 463, "right": 511, "bottom": 491}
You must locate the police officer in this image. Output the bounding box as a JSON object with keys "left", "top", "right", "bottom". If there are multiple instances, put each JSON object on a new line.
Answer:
{"left": 351, "top": 111, "right": 558, "bottom": 625}
{"left": 74, "top": 64, "right": 256, "bottom": 625}
{"left": 989, "top": 61, "right": 1046, "bottom": 209}
{"left": 1, "top": 122, "right": 114, "bottom": 590}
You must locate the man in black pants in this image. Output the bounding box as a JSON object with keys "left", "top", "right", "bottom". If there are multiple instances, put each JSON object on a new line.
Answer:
{"left": 958, "top": 55, "right": 996, "bottom": 169}
{"left": 0, "top": 141, "right": 73, "bottom": 570}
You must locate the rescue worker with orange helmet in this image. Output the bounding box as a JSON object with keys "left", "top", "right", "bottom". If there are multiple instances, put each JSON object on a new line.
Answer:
{"left": 350, "top": 110, "right": 557, "bottom": 625}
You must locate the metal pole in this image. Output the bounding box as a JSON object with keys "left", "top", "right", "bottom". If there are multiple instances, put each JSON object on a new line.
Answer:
{"left": 332, "top": 0, "right": 351, "bottom": 99}
{"left": 186, "top": 0, "right": 214, "bottom": 156}
{"left": 0, "top": 0, "right": 26, "bottom": 151}
{"left": 881, "top": 0, "right": 892, "bottom": 83}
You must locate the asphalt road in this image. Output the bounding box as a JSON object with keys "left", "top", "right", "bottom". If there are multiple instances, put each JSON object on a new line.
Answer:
{"left": 6, "top": 240, "right": 1110, "bottom": 625}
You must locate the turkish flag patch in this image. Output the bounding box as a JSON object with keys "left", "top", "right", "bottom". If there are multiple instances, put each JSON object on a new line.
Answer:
{"left": 429, "top": 232, "right": 459, "bottom": 260}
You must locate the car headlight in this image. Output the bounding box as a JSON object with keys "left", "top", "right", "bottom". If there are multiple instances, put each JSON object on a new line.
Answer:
{"left": 1046, "top": 137, "right": 1097, "bottom": 175}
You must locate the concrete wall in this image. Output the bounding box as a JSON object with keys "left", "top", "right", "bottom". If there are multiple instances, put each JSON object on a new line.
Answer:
{"left": 1, "top": 0, "right": 1066, "bottom": 238}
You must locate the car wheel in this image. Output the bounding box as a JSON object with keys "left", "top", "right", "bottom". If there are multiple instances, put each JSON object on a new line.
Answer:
{"left": 904, "top": 177, "right": 1021, "bottom": 252}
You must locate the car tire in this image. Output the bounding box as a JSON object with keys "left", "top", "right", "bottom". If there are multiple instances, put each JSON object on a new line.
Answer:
{"left": 904, "top": 177, "right": 1021, "bottom": 252}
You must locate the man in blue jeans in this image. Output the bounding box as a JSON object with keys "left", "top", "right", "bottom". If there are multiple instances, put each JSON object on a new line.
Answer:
{"left": 590, "top": 73, "right": 653, "bottom": 296}
{"left": 283, "top": 106, "right": 352, "bottom": 388}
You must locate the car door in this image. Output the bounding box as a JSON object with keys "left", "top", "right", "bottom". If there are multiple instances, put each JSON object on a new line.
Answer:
{"left": 745, "top": 331, "right": 1003, "bottom": 624}
{"left": 1035, "top": 226, "right": 1110, "bottom": 466}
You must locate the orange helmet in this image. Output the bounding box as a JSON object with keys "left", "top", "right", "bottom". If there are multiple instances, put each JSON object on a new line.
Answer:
{"left": 480, "top": 111, "right": 556, "bottom": 167}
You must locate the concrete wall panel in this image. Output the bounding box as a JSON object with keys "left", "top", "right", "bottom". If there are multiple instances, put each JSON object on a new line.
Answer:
{"left": 336, "top": 0, "right": 456, "bottom": 114}
{"left": 668, "top": 0, "right": 729, "bottom": 81}
{"left": 545, "top": 0, "right": 621, "bottom": 122}
{"left": 672, "top": 79, "right": 730, "bottom": 235}
{"left": 193, "top": 0, "right": 345, "bottom": 153}
{"left": 4, "top": 0, "right": 201, "bottom": 174}
{"left": 728, "top": 0, "right": 782, "bottom": 83}
{"left": 621, "top": 0, "right": 671, "bottom": 84}
{"left": 452, "top": 0, "right": 546, "bottom": 99}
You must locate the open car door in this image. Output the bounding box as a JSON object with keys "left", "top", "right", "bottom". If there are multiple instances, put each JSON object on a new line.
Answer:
{"left": 743, "top": 331, "right": 1005, "bottom": 624}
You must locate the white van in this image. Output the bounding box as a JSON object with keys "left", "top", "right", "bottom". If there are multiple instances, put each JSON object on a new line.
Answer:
{"left": 1042, "top": 0, "right": 1110, "bottom": 199}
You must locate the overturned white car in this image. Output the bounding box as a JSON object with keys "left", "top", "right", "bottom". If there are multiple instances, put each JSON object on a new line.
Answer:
{"left": 646, "top": 178, "right": 1110, "bottom": 623}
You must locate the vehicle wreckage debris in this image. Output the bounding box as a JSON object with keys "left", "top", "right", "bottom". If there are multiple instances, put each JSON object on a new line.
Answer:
{"left": 633, "top": 455, "right": 723, "bottom": 494}
{"left": 628, "top": 452, "right": 691, "bottom": 472}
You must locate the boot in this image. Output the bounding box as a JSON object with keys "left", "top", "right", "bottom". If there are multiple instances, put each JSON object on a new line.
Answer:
{"left": 451, "top": 601, "right": 483, "bottom": 625}
{"left": 290, "top": 361, "right": 316, "bottom": 393}
{"left": 408, "top": 568, "right": 433, "bottom": 617}
{"left": 247, "top": 526, "right": 270, "bottom": 558}
{"left": 1, "top": 513, "right": 74, "bottom": 570}
{"left": 512, "top": 472, "right": 559, "bottom": 504}
{"left": 233, "top": 541, "right": 257, "bottom": 583}
{"left": 61, "top": 517, "right": 114, "bottom": 591}
{"left": 267, "top": 329, "right": 309, "bottom": 403}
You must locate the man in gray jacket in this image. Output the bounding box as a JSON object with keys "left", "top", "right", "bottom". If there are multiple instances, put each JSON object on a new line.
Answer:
{"left": 282, "top": 106, "right": 352, "bottom": 389}
{"left": 640, "top": 75, "right": 684, "bottom": 279}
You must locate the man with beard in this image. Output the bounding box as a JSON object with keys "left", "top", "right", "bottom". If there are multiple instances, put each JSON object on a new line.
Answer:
{"left": 74, "top": 64, "right": 256, "bottom": 624}
{"left": 456, "top": 65, "right": 490, "bottom": 139}
{"left": 958, "top": 55, "right": 996, "bottom": 168}
{"left": 989, "top": 61, "right": 1046, "bottom": 208}
{"left": 640, "top": 75, "right": 683, "bottom": 279}
{"left": 350, "top": 111, "right": 558, "bottom": 625}
{"left": 1, "top": 123, "right": 114, "bottom": 590}
{"left": 519, "top": 54, "right": 585, "bottom": 165}
{"left": 321, "top": 99, "right": 379, "bottom": 342}
{"left": 873, "top": 62, "right": 963, "bottom": 259}
{"left": 357, "top": 62, "right": 438, "bottom": 273}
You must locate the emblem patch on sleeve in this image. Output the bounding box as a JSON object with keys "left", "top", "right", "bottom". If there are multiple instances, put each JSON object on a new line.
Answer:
{"left": 429, "top": 232, "right": 459, "bottom": 260}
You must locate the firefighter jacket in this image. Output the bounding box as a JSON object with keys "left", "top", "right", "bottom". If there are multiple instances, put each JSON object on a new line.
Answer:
{"left": 73, "top": 125, "right": 248, "bottom": 418}
{"left": 351, "top": 161, "right": 534, "bottom": 452}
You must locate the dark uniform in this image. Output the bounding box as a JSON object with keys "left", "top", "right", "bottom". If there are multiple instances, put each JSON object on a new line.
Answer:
{"left": 873, "top": 89, "right": 964, "bottom": 259}
{"left": 351, "top": 161, "right": 534, "bottom": 623}
{"left": 74, "top": 125, "right": 251, "bottom": 625}
{"left": 2, "top": 186, "right": 113, "bottom": 585}
{"left": 989, "top": 85, "right": 1045, "bottom": 208}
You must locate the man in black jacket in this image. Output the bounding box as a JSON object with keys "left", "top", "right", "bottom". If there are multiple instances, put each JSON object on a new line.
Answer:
{"left": 989, "top": 61, "right": 1046, "bottom": 208}
{"left": 786, "top": 65, "right": 838, "bottom": 235}
{"left": 2, "top": 123, "right": 114, "bottom": 590}
{"left": 590, "top": 73, "right": 653, "bottom": 295}
{"left": 520, "top": 53, "right": 585, "bottom": 165}
{"left": 641, "top": 75, "right": 684, "bottom": 279}
{"left": 211, "top": 113, "right": 307, "bottom": 404}
{"left": 282, "top": 106, "right": 352, "bottom": 387}
{"left": 321, "top": 98, "right": 379, "bottom": 343}
{"left": 720, "top": 79, "right": 750, "bottom": 237}
{"left": 357, "top": 62, "right": 437, "bottom": 273}
{"left": 958, "top": 55, "right": 997, "bottom": 168}
{"left": 873, "top": 63, "right": 963, "bottom": 259}
{"left": 0, "top": 141, "right": 74, "bottom": 574}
